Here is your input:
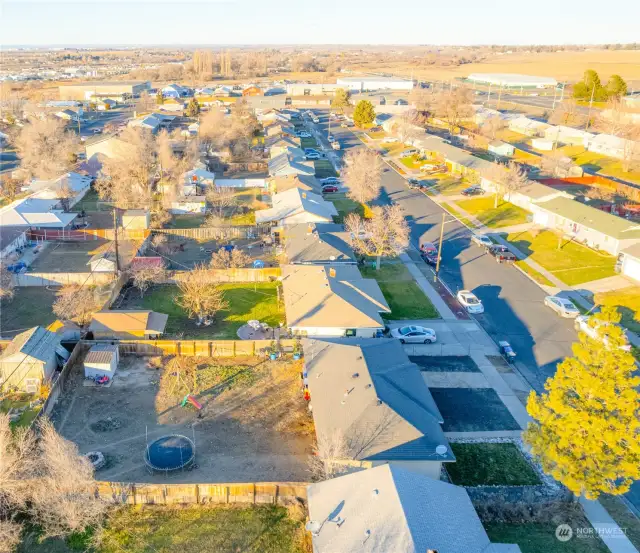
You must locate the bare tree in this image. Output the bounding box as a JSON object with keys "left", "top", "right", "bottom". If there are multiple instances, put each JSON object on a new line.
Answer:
{"left": 540, "top": 149, "right": 577, "bottom": 178}
{"left": 177, "top": 264, "right": 230, "bottom": 325}
{"left": 97, "top": 127, "right": 156, "bottom": 209}
{"left": 391, "top": 110, "right": 424, "bottom": 145}
{"left": 129, "top": 264, "right": 165, "bottom": 297}
{"left": 343, "top": 149, "right": 383, "bottom": 205}
{"left": 28, "top": 418, "right": 107, "bottom": 538}
{"left": 308, "top": 430, "right": 350, "bottom": 481}
{"left": 210, "top": 248, "right": 251, "bottom": 269}
{"left": 205, "top": 186, "right": 237, "bottom": 225}
{"left": 432, "top": 87, "right": 473, "bottom": 134}
{"left": 15, "top": 118, "right": 78, "bottom": 180}
{"left": 480, "top": 115, "right": 506, "bottom": 140}
{"left": 0, "top": 264, "right": 15, "bottom": 302}
{"left": 0, "top": 178, "right": 22, "bottom": 203}
{"left": 53, "top": 285, "right": 100, "bottom": 326}
{"left": 549, "top": 99, "right": 586, "bottom": 128}
{"left": 56, "top": 182, "right": 75, "bottom": 212}
{"left": 345, "top": 204, "right": 410, "bottom": 270}
{"left": 481, "top": 162, "right": 528, "bottom": 208}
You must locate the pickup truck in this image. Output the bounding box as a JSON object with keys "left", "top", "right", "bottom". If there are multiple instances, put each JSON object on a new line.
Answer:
{"left": 487, "top": 244, "right": 517, "bottom": 264}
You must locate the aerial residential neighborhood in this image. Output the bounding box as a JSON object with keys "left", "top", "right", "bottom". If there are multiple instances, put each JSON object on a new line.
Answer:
{"left": 0, "top": 3, "right": 640, "bottom": 553}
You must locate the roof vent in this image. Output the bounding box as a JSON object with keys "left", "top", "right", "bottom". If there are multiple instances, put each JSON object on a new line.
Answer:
{"left": 372, "top": 489, "right": 379, "bottom": 497}
{"left": 302, "top": 192, "right": 307, "bottom": 199}
{"left": 352, "top": 372, "right": 359, "bottom": 379}
{"left": 329, "top": 255, "right": 336, "bottom": 261}
{"left": 307, "top": 224, "right": 313, "bottom": 234}
{"left": 376, "top": 398, "right": 382, "bottom": 406}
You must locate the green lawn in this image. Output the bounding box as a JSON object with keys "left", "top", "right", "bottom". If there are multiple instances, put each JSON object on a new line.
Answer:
{"left": 169, "top": 214, "right": 206, "bottom": 229}
{"left": 314, "top": 159, "right": 338, "bottom": 179}
{"left": 229, "top": 211, "right": 256, "bottom": 226}
{"left": 506, "top": 230, "right": 616, "bottom": 286}
{"left": 430, "top": 177, "right": 467, "bottom": 196}
{"left": 19, "top": 505, "right": 309, "bottom": 553}
{"left": 70, "top": 188, "right": 108, "bottom": 212}
{"left": 133, "top": 283, "right": 284, "bottom": 339}
{"left": 400, "top": 155, "right": 425, "bottom": 170}
{"left": 595, "top": 286, "right": 640, "bottom": 334}
{"left": 324, "top": 193, "right": 365, "bottom": 223}
{"left": 485, "top": 522, "right": 609, "bottom": 553}
{"left": 361, "top": 263, "right": 439, "bottom": 320}
{"left": 514, "top": 260, "right": 555, "bottom": 287}
{"left": 0, "top": 394, "right": 41, "bottom": 429}
{"left": 456, "top": 196, "right": 530, "bottom": 229}
{"left": 446, "top": 442, "right": 541, "bottom": 486}
{"left": 1, "top": 288, "right": 58, "bottom": 334}
{"left": 440, "top": 202, "right": 476, "bottom": 228}
{"left": 300, "top": 136, "right": 318, "bottom": 149}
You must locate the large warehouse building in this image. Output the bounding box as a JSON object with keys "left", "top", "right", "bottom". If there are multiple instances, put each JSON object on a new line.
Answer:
{"left": 336, "top": 76, "right": 414, "bottom": 92}
{"left": 59, "top": 81, "right": 151, "bottom": 101}
{"left": 466, "top": 73, "right": 557, "bottom": 89}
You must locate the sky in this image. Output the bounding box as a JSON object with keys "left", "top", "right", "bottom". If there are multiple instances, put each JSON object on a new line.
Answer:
{"left": 1, "top": 0, "right": 639, "bottom": 46}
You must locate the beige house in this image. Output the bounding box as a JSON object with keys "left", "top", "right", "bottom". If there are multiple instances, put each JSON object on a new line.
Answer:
{"left": 0, "top": 327, "right": 61, "bottom": 392}
{"left": 88, "top": 310, "right": 168, "bottom": 340}
{"left": 255, "top": 188, "right": 337, "bottom": 226}
{"left": 282, "top": 264, "right": 389, "bottom": 337}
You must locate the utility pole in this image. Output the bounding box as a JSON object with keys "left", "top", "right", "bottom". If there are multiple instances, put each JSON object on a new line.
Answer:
{"left": 497, "top": 84, "right": 504, "bottom": 111}
{"left": 434, "top": 212, "right": 446, "bottom": 283}
{"left": 112, "top": 207, "right": 120, "bottom": 274}
{"left": 487, "top": 82, "right": 492, "bottom": 106}
{"left": 552, "top": 84, "right": 558, "bottom": 110}
{"left": 586, "top": 83, "right": 596, "bottom": 131}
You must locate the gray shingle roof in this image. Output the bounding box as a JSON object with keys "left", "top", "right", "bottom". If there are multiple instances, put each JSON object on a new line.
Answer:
{"left": 284, "top": 223, "right": 356, "bottom": 264}
{"left": 303, "top": 339, "right": 452, "bottom": 462}
{"left": 416, "top": 136, "right": 496, "bottom": 173}
{"left": 307, "top": 464, "right": 510, "bottom": 553}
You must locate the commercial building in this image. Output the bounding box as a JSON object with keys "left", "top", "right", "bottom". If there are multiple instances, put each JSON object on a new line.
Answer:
{"left": 286, "top": 83, "right": 339, "bottom": 96}
{"left": 59, "top": 81, "right": 151, "bottom": 101}
{"left": 466, "top": 73, "right": 557, "bottom": 89}
{"left": 336, "top": 76, "right": 414, "bottom": 92}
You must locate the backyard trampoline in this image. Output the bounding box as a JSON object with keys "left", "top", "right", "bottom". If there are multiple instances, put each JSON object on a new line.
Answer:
{"left": 144, "top": 434, "right": 195, "bottom": 473}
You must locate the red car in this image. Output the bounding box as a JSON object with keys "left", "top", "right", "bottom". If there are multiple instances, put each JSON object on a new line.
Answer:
{"left": 322, "top": 185, "right": 339, "bottom": 193}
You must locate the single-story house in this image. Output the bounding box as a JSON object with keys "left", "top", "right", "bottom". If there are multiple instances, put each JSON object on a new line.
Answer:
{"left": 0, "top": 226, "right": 28, "bottom": 259}
{"left": 617, "top": 243, "right": 640, "bottom": 282}
{"left": 0, "top": 196, "right": 77, "bottom": 228}
{"left": 503, "top": 180, "right": 573, "bottom": 213}
{"left": 0, "top": 327, "right": 62, "bottom": 392}
{"left": 472, "top": 106, "right": 513, "bottom": 125}
{"left": 170, "top": 196, "right": 207, "bottom": 214}
{"left": 255, "top": 188, "right": 337, "bottom": 226}
{"left": 375, "top": 113, "right": 394, "bottom": 127}
{"left": 242, "top": 86, "right": 263, "bottom": 97}
{"left": 32, "top": 172, "right": 93, "bottom": 208}
{"left": 88, "top": 310, "right": 169, "bottom": 339}
{"left": 162, "top": 83, "right": 189, "bottom": 98}
{"left": 531, "top": 138, "right": 554, "bottom": 151}
{"left": 84, "top": 343, "right": 119, "bottom": 380}
{"left": 122, "top": 209, "right": 150, "bottom": 230}
{"left": 158, "top": 99, "right": 186, "bottom": 113}
{"left": 214, "top": 178, "right": 267, "bottom": 189}
{"left": 414, "top": 136, "right": 496, "bottom": 177}
{"left": 306, "top": 464, "right": 521, "bottom": 553}
{"left": 532, "top": 196, "right": 640, "bottom": 255}
{"left": 269, "top": 174, "right": 321, "bottom": 195}
{"left": 128, "top": 114, "right": 164, "bottom": 134}
{"left": 55, "top": 109, "right": 81, "bottom": 122}
{"left": 183, "top": 168, "right": 216, "bottom": 189}
{"left": 508, "top": 116, "right": 550, "bottom": 137}
{"left": 585, "top": 133, "right": 638, "bottom": 160}
{"left": 187, "top": 122, "right": 199, "bottom": 135}
{"left": 213, "top": 86, "right": 233, "bottom": 97}
{"left": 282, "top": 265, "right": 390, "bottom": 337}
{"left": 268, "top": 153, "right": 315, "bottom": 178}
{"left": 284, "top": 223, "right": 356, "bottom": 265}
{"left": 96, "top": 98, "right": 117, "bottom": 111}
{"left": 267, "top": 135, "right": 302, "bottom": 158}
{"left": 381, "top": 115, "right": 423, "bottom": 137}
{"left": 488, "top": 140, "right": 515, "bottom": 158}
{"left": 544, "top": 125, "right": 595, "bottom": 146}
{"left": 303, "top": 339, "right": 452, "bottom": 476}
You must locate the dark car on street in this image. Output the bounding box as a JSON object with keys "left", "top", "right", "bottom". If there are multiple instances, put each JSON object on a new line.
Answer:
{"left": 461, "top": 185, "right": 484, "bottom": 196}
{"left": 420, "top": 250, "right": 438, "bottom": 266}
{"left": 321, "top": 185, "right": 339, "bottom": 193}
{"left": 407, "top": 178, "right": 424, "bottom": 189}
{"left": 487, "top": 244, "right": 517, "bottom": 264}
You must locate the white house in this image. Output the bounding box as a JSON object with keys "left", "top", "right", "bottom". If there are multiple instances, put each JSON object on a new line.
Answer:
{"left": 585, "top": 133, "right": 638, "bottom": 160}
{"left": 255, "top": 187, "right": 337, "bottom": 226}
{"left": 544, "top": 125, "right": 595, "bottom": 146}
{"left": 0, "top": 196, "right": 77, "bottom": 228}
{"left": 162, "top": 83, "right": 189, "bottom": 98}
{"left": 96, "top": 98, "right": 117, "bottom": 111}
{"left": 170, "top": 196, "right": 207, "bottom": 214}
{"left": 0, "top": 226, "right": 28, "bottom": 260}
{"left": 32, "top": 172, "right": 92, "bottom": 208}
{"left": 88, "top": 250, "right": 118, "bottom": 273}
{"left": 508, "top": 116, "right": 550, "bottom": 137}
{"left": 183, "top": 168, "right": 215, "bottom": 189}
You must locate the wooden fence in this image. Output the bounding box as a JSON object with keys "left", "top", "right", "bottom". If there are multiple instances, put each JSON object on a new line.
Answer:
{"left": 12, "top": 271, "right": 117, "bottom": 287}
{"left": 95, "top": 481, "right": 307, "bottom": 506}
{"left": 83, "top": 339, "right": 297, "bottom": 357}
{"left": 153, "top": 225, "right": 269, "bottom": 240}
{"left": 168, "top": 267, "right": 281, "bottom": 283}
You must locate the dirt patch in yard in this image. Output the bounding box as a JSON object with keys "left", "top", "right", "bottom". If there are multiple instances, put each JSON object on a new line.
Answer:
{"left": 51, "top": 354, "right": 314, "bottom": 484}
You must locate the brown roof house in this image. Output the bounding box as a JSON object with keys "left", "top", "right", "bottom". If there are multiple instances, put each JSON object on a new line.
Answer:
{"left": 89, "top": 310, "right": 168, "bottom": 340}
{"left": 282, "top": 264, "right": 389, "bottom": 338}
{"left": 0, "top": 327, "right": 62, "bottom": 392}
{"left": 304, "top": 339, "right": 453, "bottom": 479}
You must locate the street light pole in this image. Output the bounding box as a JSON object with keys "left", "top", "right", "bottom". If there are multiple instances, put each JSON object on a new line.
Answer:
{"left": 434, "top": 212, "right": 446, "bottom": 283}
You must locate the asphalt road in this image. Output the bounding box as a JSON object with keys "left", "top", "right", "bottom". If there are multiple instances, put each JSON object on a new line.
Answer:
{"left": 309, "top": 108, "right": 578, "bottom": 390}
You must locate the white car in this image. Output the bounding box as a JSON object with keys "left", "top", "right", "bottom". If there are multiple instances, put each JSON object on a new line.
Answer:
{"left": 382, "top": 136, "right": 399, "bottom": 143}
{"left": 544, "top": 296, "right": 580, "bottom": 318}
{"left": 305, "top": 152, "right": 321, "bottom": 160}
{"left": 312, "top": 117, "right": 320, "bottom": 123}
{"left": 390, "top": 325, "right": 437, "bottom": 344}
{"left": 321, "top": 177, "right": 340, "bottom": 186}
{"left": 298, "top": 131, "right": 312, "bottom": 138}
{"left": 457, "top": 290, "right": 484, "bottom": 314}
{"left": 574, "top": 315, "right": 631, "bottom": 351}
{"left": 471, "top": 234, "right": 493, "bottom": 248}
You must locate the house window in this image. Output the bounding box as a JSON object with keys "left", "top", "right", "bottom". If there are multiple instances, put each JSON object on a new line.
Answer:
{"left": 24, "top": 378, "right": 40, "bottom": 394}
{"left": 345, "top": 329, "right": 356, "bottom": 337}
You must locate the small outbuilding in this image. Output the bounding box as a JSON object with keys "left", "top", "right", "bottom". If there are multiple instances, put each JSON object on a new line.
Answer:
{"left": 488, "top": 140, "right": 515, "bottom": 158}
{"left": 84, "top": 344, "right": 119, "bottom": 380}
{"left": 122, "top": 209, "right": 150, "bottom": 230}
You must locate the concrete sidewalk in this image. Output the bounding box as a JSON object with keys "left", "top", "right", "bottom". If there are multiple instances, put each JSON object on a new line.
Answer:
{"left": 580, "top": 497, "right": 639, "bottom": 553}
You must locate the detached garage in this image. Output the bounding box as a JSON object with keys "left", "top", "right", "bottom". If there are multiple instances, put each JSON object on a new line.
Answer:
{"left": 618, "top": 244, "right": 640, "bottom": 282}
{"left": 84, "top": 344, "right": 119, "bottom": 380}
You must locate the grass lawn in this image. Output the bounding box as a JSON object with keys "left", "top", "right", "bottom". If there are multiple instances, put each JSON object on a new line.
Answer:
{"left": 367, "top": 130, "right": 386, "bottom": 140}
{"left": 229, "top": 211, "right": 256, "bottom": 226}
{"left": 430, "top": 176, "right": 466, "bottom": 196}
{"left": 594, "top": 286, "right": 640, "bottom": 334}
{"left": 314, "top": 159, "right": 337, "bottom": 179}
{"left": 324, "top": 193, "right": 366, "bottom": 223}
{"left": 134, "top": 283, "right": 284, "bottom": 339}
{"left": 440, "top": 202, "right": 476, "bottom": 228}
{"left": 361, "top": 262, "right": 439, "bottom": 319}
{"left": 20, "top": 504, "right": 309, "bottom": 553}
{"left": 400, "top": 155, "right": 425, "bottom": 170}
{"left": 169, "top": 214, "right": 206, "bottom": 229}
{"left": 506, "top": 230, "right": 616, "bottom": 286}
{"left": 447, "top": 442, "right": 541, "bottom": 486}
{"left": 556, "top": 146, "right": 640, "bottom": 185}
{"left": 0, "top": 393, "right": 41, "bottom": 428}
{"left": 1, "top": 287, "right": 58, "bottom": 335}
{"left": 456, "top": 196, "right": 530, "bottom": 229}
{"left": 514, "top": 260, "right": 556, "bottom": 287}
{"left": 70, "top": 188, "right": 108, "bottom": 212}
{"left": 381, "top": 142, "right": 407, "bottom": 156}
{"left": 599, "top": 495, "right": 640, "bottom": 551}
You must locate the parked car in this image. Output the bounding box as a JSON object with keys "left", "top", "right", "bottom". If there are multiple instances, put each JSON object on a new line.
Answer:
{"left": 420, "top": 241, "right": 437, "bottom": 256}
{"left": 305, "top": 152, "right": 321, "bottom": 160}
{"left": 305, "top": 148, "right": 320, "bottom": 155}
{"left": 321, "top": 177, "right": 340, "bottom": 186}
{"left": 341, "top": 122, "right": 348, "bottom": 128}
{"left": 400, "top": 148, "right": 419, "bottom": 158}
{"left": 390, "top": 325, "right": 437, "bottom": 344}
{"left": 407, "top": 178, "right": 424, "bottom": 189}
{"left": 297, "top": 131, "right": 311, "bottom": 138}
{"left": 544, "top": 296, "right": 580, "bottom": 318}
{"left": 457, "top": 290, "right": 484, "bottom": 314}
{"left": 487, "top": 244, "right": 517, "bottom": 264}
{"left": 461, "top": 185, "right": 484, "bottom": 196}
{"left": 471, "top": 234, "right": 493, "bottom": 248}
{"left": 574, "top": 315, "right": 632, "bottom": 351}
{"left": 312, "top": 116, "right": 320, "bottom": 123}
{"left": 321, "top": 185, "right": 339, "bottom": 193}
{"left": 331, "top": 141, "right": 341, "bottom": 150}
{"left": 382, "top": 136, "right": 399, "bottom": 143}
{"left": 420, "top": 250, "right": 438, "bottom": 266}
{"left": 327, "top": 134, "right": 335, "bottom": 142}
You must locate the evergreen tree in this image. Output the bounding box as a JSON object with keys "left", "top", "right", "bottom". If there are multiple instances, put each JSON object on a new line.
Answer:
{"left": 155, "top": 91, "right": 164, "bottom": 105}
{"left": 525, "top": 307, "right": 640, "bottom": 499}
{"left": 353, "top": 99, "right": 376, "bottom": 128}
{"left": 607, "top": 74, "right": 628, "bottom": 98}
{"left": 186, "top": 97, "right": 200, "bottom": 117}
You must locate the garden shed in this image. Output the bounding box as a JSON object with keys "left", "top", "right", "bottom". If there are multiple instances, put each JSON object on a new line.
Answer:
{"left": 83, "top": 344, "right": 119, "bottom": 380}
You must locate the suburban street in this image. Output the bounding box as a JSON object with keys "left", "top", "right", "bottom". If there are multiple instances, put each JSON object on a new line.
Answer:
{"left": 309, "top": 108, "right": 578, "bottom": 390}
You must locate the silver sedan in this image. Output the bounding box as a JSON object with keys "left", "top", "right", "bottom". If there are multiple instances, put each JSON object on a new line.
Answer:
{"left": 544, "top": 296, "right": 580, "bottom": 318}
{"left": 390, "top": 325, "right": 437, "bottom": 344}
